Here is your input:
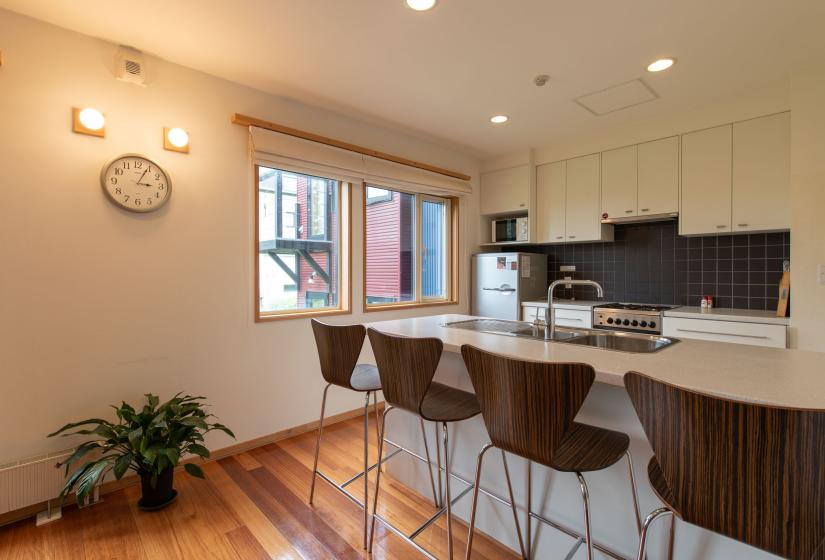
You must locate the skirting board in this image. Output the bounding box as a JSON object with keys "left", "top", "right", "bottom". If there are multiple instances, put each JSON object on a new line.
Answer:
{"left": 0, "top": 400, "right": 385, "bottom": 528}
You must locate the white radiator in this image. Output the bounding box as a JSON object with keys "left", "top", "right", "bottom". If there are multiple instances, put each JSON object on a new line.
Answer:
{"left": 0, "top": 449, "right": 73, "bottom": 515}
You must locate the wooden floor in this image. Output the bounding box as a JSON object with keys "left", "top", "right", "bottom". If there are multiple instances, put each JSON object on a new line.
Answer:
{"left": 0, "top": 415, "right": 518, "bottom": 560}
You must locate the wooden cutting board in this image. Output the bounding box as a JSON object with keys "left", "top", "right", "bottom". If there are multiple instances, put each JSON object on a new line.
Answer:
{"left": 776, "top": 261, "right": 790, "bottom": 317}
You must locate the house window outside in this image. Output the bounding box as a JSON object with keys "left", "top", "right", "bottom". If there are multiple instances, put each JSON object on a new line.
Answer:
{"left": 365, "top": 185, "right": 454, "bottom": 308}
{"left": 257, "top": 166, "right": 345, "bottom": 319}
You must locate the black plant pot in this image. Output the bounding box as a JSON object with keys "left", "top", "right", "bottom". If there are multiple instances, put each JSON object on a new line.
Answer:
{"left": 138, "top": 467, "right": 177, "bottom": 511}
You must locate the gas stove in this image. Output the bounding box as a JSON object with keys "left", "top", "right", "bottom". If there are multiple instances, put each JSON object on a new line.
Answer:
{"left": 592, "top": 303, "right": 678, "bottom": 334}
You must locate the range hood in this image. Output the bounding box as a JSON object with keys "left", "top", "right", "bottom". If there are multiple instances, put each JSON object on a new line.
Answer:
{"left": 601, "top": 212, "right": 678, "bottom": 225}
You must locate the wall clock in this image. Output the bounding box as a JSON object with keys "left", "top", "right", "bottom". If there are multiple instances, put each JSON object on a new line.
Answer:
{"left": 100, "top": 154, "right": 172, "bottom": 212}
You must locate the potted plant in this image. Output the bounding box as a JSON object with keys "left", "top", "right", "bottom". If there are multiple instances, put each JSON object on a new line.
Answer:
{"left": 49, "top": 393, "right": 234, "bottom": 511}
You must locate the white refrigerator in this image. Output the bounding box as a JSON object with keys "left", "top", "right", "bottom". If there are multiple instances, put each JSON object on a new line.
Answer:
{"left": 472, "top": 252, "right": 548, "bottom": 320}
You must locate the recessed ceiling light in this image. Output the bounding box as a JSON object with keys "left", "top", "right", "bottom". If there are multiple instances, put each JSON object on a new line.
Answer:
{"left": 406, "top": 0, "right": 436, "bottom": 11}
{"left": 647, "top": 58, "right": 676, "bottom": 72}
{"left": 490, "top": 115, "right": 509, "bottom": 124}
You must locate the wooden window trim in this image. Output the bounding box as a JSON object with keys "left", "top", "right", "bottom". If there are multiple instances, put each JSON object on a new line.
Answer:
{"left": 362, "top": 183, "right": 459, "bottom": 313}
{"left": 255, "top": 165, "right": 352, "bottom": 322}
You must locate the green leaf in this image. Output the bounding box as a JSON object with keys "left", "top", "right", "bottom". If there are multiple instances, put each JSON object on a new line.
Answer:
{"left": 184, "top": 463, "right": 205, "bottom": 479}
{"left": 58, "top": 442, "right": 102, "bottom": 474}
{"left": 128, "top": 427, "right": 143, "bottom": 449}
{"left": 181, "top": 417, "right": 209, "bottom": 430}
{"left": 48, "top": 419, "right": 111, "bottom": 438}
{"left": 186, "top": 444, "right": 210, "bottom": 458}
{"left": 161, "top": 448, "right": 180, "bottom": 466}
{"left": 211, "top": 423, "right": 236, "bottom": 439}
{"left": 113, "top": 453, "right": 133, "bottom": 479}
{"left": 75, "top": 460, "right": 110, "bottom": 506}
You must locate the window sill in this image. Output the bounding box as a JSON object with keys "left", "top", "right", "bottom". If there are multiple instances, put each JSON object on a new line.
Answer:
{"left": 363, "top": 300, "right": 459, "bottom": 313}
{"left": 256, "top": 308, "right": 351, "bottom": 323}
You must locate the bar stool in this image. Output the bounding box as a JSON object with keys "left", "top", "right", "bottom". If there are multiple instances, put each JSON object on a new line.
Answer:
{"left": 461, "top": 345, "right": 642, "bottom": 560}
{"left": 309, "top": 319, "right": 439, "bottom": 549}
{"left": 625, "top": 371, "right": 825, "bottom": 560}
{"left": 367, "top": 328, "right": 492, "bottom": 560}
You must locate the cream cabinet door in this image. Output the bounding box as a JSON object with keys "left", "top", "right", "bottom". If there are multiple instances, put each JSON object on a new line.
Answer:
{"left": 565, "top": 154, "right": 601, "bottom": 241}
{"left": 638, "top": 136, "right": 679, "bottom": 216}
{"left": 536, "top": 161, "right": 567, "bottom": 242}
{"left": 480, "top": 165, "right": 529, "bottom": 215}
{"left": 732, "top": 112, "right": 790, "bottom": 232}
{"left": 680, "top": 125, "right": 732, "bottom": 235}
{"left": 601, "top": 145, "right": 638, "bottom": 219}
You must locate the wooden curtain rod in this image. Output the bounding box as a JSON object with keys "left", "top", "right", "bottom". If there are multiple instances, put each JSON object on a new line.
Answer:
{"left": 231, "top": 113, "right": 472, "bottom": 182}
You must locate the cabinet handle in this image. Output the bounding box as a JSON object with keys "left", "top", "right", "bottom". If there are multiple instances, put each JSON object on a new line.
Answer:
{"left": 738, "top": 223, "right": 749, "bottom": 227}
{"left": 555, "top": 236, "right": 564, "bottom": 240}
{"left": 640, "top": 208, "right": 650, "bottom": 212}
{"left": 519, "top": 203, "right": 526, "bottom": 207}
{"left": 676, "top": 328, "right": 769, "bottom": 340}
{"left": 568, "top": 235, "right": 577, "bottom": 239}
{"left": 625, "top": 210, "right": 633, "bottom": 214}
{"left": 716, "top": 225, "right": 727, "bottom": 229}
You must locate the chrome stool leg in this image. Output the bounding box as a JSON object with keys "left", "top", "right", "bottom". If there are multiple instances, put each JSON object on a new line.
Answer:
{"left": 442, "top": 422, "right": 454, "bottom": 560}
{"left": 576, "top": 472, "right": 593, "bottom": 560}
{"left": 309, "top": 383, "right": 331, "bottom": 505}
{"left": 625, "top": 450, "right": 643, "bottom": 536}
{"left": 420, "top": 418, "right": 441, "bottom": 508}
{"left": 362, "top": 391, "right": 371, "bottom": 549}
{"left": 368, "top": 405, "right": 394, "bottom": 554}
{"left": 501, "top": 450, "right": 527, "bottom": 560}
{"left": 637, "top": 507, "right": 674, "bottom": 560}
{"left": 435, "top": 422, "right": 443, "bottom": 508}
{"left": 526, "top": 461, "right": 532, "bottom": 560}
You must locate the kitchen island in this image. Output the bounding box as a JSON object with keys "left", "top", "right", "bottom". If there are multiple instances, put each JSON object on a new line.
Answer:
{"left": 364, "top": 314, "right": 824, "bottom": 560}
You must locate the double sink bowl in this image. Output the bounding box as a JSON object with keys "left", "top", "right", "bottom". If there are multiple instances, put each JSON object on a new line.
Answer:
{"left": 443, "top": 318, "right": 677, "bottom": 354}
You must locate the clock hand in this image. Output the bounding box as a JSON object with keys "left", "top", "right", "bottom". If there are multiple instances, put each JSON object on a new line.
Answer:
{"left": 135, "top": 168, "right": 149, "bottom": 185}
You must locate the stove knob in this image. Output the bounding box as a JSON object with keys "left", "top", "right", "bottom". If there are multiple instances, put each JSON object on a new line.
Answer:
{"left": 640, "top": 321, "right": 648, "bottom": 328}
{"left": 606, "top": 317, "right": 614, "bottom": 324}
{"left": 622, "top": 319, "right": 630, "bottom": 326}
{"left": 631, "top": 320, "right": 639, "bottom": 327}
{"left": 649, "top": 321, "right": 657, "bottom": 329}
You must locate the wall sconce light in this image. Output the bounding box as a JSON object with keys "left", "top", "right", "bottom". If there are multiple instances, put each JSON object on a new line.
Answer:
{"left": 163, "top": 127, "right": 190, "bottom": 153}
{"left": 72, "top": 107, "right": 105, "bottom": 137}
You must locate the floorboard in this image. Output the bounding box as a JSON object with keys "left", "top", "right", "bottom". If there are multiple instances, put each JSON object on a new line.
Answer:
{"left": 0, "top": 416, "right": 519, "bottom": 560}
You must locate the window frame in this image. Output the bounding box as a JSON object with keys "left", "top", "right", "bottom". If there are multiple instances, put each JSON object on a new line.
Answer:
{"left": 362, "top": 183, "right": 459, "bottom": 312}
{"left": 254, "top": 164, "right": 351, "bottom": 322}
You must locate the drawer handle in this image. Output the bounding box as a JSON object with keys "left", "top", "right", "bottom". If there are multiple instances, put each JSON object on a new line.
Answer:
{"left": 738, "top": 223, "right": 749, "bottom": 227}
{"left": 625, "top": 210, "right": 633, "bottom": 214}
{"left": 556, "top": 236, "right": 564, "bottom": 240}
{"left": 676, "top": 328, "right": 769, "bottom": 340}
{"left": 519, "top": 203, "right": 526, "bottom": 207}
{"left": 568, "top": 235, "right": 577, "bottom": 239}
{"left": 716, "top": 225, "right": 727, "bottom": 229}
{"left": 640, "top": 208, "right": 650, "bottom": 212}
{"left": 557, "top": 317, "right": 584, "bottom": 322}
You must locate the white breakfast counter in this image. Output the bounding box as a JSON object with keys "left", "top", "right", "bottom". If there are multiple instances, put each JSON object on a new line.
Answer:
{"left": 362, "top": 314, "right": 823, "bottom": 560}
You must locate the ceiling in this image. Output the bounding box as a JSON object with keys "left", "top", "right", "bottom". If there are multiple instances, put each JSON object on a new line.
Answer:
{"left": 3, "top": 0, "right": 824, "bottom": 157}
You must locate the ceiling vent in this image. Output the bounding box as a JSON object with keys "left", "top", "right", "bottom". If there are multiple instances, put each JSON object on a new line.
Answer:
{"left": 114, "top": 46, "right": 146, "bottom": 86}
{"left": 575, "top": 79, "right": 657, "bottom": 116}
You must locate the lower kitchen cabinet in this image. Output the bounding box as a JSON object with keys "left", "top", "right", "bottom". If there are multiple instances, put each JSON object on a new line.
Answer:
{"left": 662, "top": 316, "right": 787, "bottom": 348}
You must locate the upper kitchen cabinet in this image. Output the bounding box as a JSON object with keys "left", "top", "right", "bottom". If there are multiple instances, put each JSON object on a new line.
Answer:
{"left": 537, "top": 154, "right": 613, "bottom": 243}
{"left": 680, "top": 124, "right": 733, "bottom": 235}
{"left": 732, "top": 112, "right": 790, "bottom": 232}
{"left": 480, "top": 165, "right": 530, "bottom": 215}
{"left": 536, "top": 160, "right": 566, "bottom": 242}
{"left": 601, "top": 145, "right": 638, "bottom": 220}
{"left": 637, "top": 136, "right": 679, "bottom": 216}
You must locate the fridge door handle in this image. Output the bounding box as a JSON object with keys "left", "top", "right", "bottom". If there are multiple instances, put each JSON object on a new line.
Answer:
{"left": 482, "top": 286, "right": 516, "bottom": 293}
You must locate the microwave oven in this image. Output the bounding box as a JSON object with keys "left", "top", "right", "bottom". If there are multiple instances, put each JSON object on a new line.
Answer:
{"left": 491, "top": 217, "right": 528, "bottom": 243}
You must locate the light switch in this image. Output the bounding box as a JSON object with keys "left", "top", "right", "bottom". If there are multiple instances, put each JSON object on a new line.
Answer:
{"left": 818, "top": 264, "right": 825, "bottom": 285}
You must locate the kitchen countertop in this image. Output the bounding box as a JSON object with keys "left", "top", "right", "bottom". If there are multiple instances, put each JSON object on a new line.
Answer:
{"left": 364, "top": 314, "right": 823, "bottom": 409}
{"left": 664, "top": 306, "right": 790, "bottom": 325}
{"left": 522, "top": 299, "right": 604, "bottom": 310}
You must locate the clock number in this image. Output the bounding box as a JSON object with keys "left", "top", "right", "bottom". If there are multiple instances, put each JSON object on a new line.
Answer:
{"left": 158, "top": 184, "right": 165, "bottom": 190}
{"left": 110, "top": 177, "right": 117, "bottom": 185}
{"left": 115, "top": 188, "right": 122, "bottom": 195}
{"left": 155, "top": 192, "right": 160, "bottom": 199}
{"left": 135, "top": 161, "right": 142, "bottom": 169}
{"left": 122, "top": 161, "right": 130, "bottom": 170}
{"left": 154, "top": 173, "right": 160, "bottom": 180}
{"left": 146, "top": 198, "right": 152, "bottom": 205}
{"left": 124, "top": 195, "right": 130, "bottom": 202}
{"left": 115, "top": 168, "right": 123, "bottom": 176}
{"left": 135, "top": 199, "right": 141, "bottom": 207}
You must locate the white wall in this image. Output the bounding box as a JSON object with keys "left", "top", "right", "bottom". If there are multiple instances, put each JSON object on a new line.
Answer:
{"left": 486, "top": 76, "right": 825, "bottom": 351}
{"left": 0, "top": 9, "right": 480, "bottom": 461}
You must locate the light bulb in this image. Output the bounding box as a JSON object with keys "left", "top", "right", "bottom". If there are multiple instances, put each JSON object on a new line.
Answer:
{"left": 647, "top": 58, "right": 676, "bottom": 72}
{"left": 166, "top": 128, "right": 189, "bottom": 148}
{"left": 406, "top": 0, "right": 436, "bottom": 11}
{"left": 78, "top": 108, "right": 105, "bottom": 130}
{"left": 490, "top": 115, "right": 509, "bottom": 124}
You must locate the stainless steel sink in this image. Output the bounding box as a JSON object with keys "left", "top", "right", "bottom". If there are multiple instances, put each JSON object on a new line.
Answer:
{"left": 442, "top": 318, "right": 581, "bottom": 341}
{"left": 560, "top": 331, "right": 678, "bottom": 353}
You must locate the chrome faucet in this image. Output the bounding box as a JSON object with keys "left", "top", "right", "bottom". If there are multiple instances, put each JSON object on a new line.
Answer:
{"left": 545, "top": 279, "right": 604, "bottom": 338}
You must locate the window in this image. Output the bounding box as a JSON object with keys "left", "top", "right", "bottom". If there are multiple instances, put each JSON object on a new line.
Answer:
{"left": 364, "top": 185, "right": 456, "bottom": 309}
{"left": 256, "top": 165, "right": 350, "bottom": 320}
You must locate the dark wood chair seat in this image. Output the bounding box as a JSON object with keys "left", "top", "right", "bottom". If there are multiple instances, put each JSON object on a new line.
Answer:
{"left": 646, "top": 457, "right": 677, "bottom": 509}
{"left": 550, "top": 422, "right": 630, "bottom": 472}
{"left": 420, "top": 381, "right": 482, "bottom": 422}
{"left": 350, "top": 364, "right": 381, "bottom": 391}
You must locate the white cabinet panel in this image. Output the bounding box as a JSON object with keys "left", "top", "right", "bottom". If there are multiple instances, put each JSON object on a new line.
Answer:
{"left": 663, "top": 317, "right": 787, "bottom": 348}
{"left": 536, "top": 161, "right": 567, "bottom": 243}
{"left": 732, "top": 112, "right": 790, "bottom": 232}
{"left": 565, "top": 154, "right": 602, "bottom": 242}
{"left": 638, "top": 136, "right": 679, "bottom": 216}
{"left": 680, "top": 125, "right": 732, "bottom": 235}
{"left": 601, "top": 145, "right": 638, "bottom": 220}
{"left": 480, "top": 165, "right": 529, "bottom": 215}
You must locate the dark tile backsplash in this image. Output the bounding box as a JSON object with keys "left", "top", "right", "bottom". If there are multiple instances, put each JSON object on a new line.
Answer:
{"left": 507, "top": 221, "right": 790, "bottom": 311}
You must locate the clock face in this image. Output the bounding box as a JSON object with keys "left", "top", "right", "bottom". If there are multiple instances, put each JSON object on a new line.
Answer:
{"left": 101, "top": 154, "right": 172, "bottom": 212}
